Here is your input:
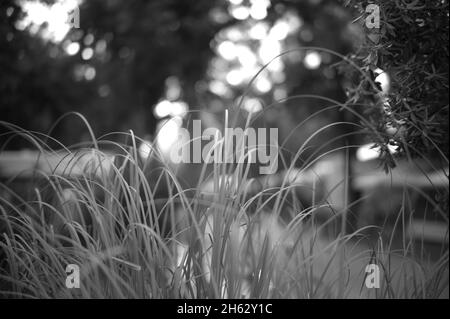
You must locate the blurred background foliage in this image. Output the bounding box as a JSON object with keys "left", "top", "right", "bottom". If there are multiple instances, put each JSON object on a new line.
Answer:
{"left": 342, "top": 0, "right": 449, "bottom": 170}
{"left": 0, "top": 0, "right": 448, "bottom": 168}
{"left": 1, "top": 0, "right": 354, "bottom": 153}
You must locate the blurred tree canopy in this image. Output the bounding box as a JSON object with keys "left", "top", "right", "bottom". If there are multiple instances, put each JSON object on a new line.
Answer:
{"left": 1, "top": 0, "right": 355, "bottom": 154}
{"left": 1, "top": 0, "right": 228, "bottom": 148}
{"left": 4, "top": 0, "right": 446, "bottom": 167}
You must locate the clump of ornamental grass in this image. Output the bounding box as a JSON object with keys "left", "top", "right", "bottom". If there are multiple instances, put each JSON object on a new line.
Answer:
{"left": 0, "top": 108, "right": 447, "bottom": 299}
{"left": 0, "top": 49, "right": 448, "bottom": 298}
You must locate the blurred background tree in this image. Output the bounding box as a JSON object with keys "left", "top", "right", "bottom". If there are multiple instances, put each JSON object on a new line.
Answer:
{"left": 3, "top": 0, "right": 447, "bottom": 164}
{"left": 1, "top": 0, "right": 358, "bottom": 161}
{"left": 199, "top": 0, "right": 355, "bottom": 163}
{"left": 1, "top": 0, "right": 228, "bottom": 148}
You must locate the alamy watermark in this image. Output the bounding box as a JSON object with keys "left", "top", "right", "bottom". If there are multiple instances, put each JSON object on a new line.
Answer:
{"left": 67, "top": 5, "right": 80, "bottom": 29}
{"left": 365, "top": 4, "right": 380, "bottom": 29}
{"left": 365, "top": 264, "right": 380, "bottom": 289}
{"left": 65, "top": 264, "right": 80, "bottom": 289}
{"left": 167, "top": 120, "right": 278, "bottom": 175}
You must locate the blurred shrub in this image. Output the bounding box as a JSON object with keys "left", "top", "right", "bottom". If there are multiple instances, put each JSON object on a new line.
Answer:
{"left": 341, "top": 0, "right": 449, "bottom": 170}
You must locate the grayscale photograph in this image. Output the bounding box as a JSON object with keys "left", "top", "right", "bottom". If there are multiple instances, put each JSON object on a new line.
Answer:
{"left": 0, "top": 0, "right": 448, "bottom": 303}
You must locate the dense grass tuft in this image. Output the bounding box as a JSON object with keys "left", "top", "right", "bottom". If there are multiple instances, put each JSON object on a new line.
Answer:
{"left": 0, "top": 109, "right": 448, "bottom": 299}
